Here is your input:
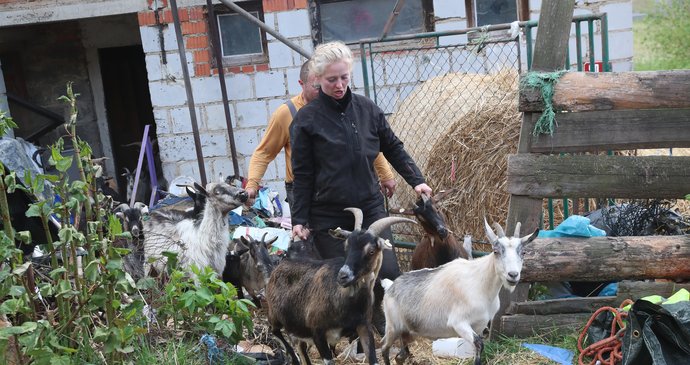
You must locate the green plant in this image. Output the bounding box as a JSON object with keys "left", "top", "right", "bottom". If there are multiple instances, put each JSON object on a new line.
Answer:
{"left": 0, "top": 84, "right": 252, "bottom": 364}
{"left": 151, "top": 262, "right": 254, "bottom": 343}
{"left": 635, "top": 0, "right": 690, "bottom": 71}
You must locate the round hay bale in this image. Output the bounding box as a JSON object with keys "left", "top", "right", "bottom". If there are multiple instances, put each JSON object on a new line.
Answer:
{"left": 388, "top": 70, "right": 521, "bottom": 249}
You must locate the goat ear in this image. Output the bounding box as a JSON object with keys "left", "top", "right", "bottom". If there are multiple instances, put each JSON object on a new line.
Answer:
{"left": 194, "top": 182, "right": 208, "bottom": 196}
{"left": 328, "top": 227, "right": 351, "bottom": 240}
{"left": 521, "top": 228, "right": 540, "bottom": 245}
{"left": 239, "top": 235, "right": 251, "bottom": 247}
{"left": 378, "top": 238, "right": 393, "bottom": 250}
{"left": 265, "top": 235, "right": 279, "bottom": 247}
{"left": 185, "top": 186, "right": 197, "bottom": 198}
{"left": 234, "top": 238, "right": 249, "bottom": 251}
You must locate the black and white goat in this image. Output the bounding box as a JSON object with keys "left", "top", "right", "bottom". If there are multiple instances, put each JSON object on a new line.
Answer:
{"left": 113, "top": 202, "right": 148, "bottom": 281}
{"left": 223, "top": 234, "right": 278, "bottom": 304}
{"left": 143, "top": 181, "right": 248, "bottom": 276}
{"left": 380, "top": 219, "right": 539, "bottom": 365}
{"left": 265, "top": 208, "right": 415, "bottom": 365}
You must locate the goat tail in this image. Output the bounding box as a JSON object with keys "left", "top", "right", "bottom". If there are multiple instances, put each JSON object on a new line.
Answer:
{"left": 381, "top": 278, "right": 394, "bottom": 291}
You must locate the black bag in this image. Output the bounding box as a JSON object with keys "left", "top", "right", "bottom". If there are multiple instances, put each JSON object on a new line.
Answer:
{"left": 621, "top": 299, "right": 690, "bottom": 365}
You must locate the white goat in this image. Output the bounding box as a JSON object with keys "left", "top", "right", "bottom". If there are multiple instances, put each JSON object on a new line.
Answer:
{"left": 380, "top": 219, "right": 539, "bottom": 365}
{"left": 143, "top": 181, "right": 248, "bottom": 276}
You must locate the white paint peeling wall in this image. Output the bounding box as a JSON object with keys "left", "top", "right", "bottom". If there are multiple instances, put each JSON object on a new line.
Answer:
{"left": 139, "top": 7, "right": 313, "bottom": 199}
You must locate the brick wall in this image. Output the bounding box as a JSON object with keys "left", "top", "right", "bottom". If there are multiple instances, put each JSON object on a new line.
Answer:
{"left": 137, "top": 0, "right": 312, "bottom": 197}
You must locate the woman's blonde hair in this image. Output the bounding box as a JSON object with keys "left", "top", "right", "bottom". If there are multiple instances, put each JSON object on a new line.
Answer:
{"left": 310, "top": 41, "right": 353, "bottom": 77}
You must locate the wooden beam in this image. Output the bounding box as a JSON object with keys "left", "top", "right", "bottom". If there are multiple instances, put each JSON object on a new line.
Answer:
{"left": 500, "top": 313, "right": 591, "bottom": 338}
{"left": 523, "top": 108, "right": 690, "bottom": 153}
{"left": 507, "top": 296, "right": 619, "bottom": 315}
{"left": 530, "top": 1, "right": 575, "bottom": 72}
{"left": 507, "top": 154, "right": 690, "bottom": 198}
{"left": 496, "top": 0, "right": 575, "bottom": 340}
{"left": 521, "top": 236, "right": 690, "bottom": 282}
{"left": 520, "top": 70, "right": 690, "bottom": 112}
{"left": 507, "top": 281, "right": 690, "bottom": 316}
{"left": 615, "top": 280, "right": 690, "bottom": 303}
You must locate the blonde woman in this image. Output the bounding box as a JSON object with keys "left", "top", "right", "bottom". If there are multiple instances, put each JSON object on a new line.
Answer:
{"left": 290, "top": 41, "right": 432, "bottom": 275}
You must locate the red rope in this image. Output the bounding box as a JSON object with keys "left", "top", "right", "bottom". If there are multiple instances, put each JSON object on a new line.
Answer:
{"left": 577, "top": 299, "right": 633, "bottom": 365}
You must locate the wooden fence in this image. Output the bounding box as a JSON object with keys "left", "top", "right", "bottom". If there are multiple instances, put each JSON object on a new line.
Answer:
{"left": 493, "top": 1, "right": 690, "bottom": 337}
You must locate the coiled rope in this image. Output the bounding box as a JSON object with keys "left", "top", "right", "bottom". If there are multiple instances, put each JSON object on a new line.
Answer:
{"left": 577, "top": 299, "right": 633, "bottom": 365}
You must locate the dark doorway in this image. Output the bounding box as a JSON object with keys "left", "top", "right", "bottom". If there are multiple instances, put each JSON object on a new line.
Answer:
{"left": 99, "top": 45, "right": 162, "bottom": 203}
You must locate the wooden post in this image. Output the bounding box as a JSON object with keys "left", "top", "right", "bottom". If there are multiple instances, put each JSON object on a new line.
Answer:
{"left": 490, "top": 0, "right": 575, "bottom": 339}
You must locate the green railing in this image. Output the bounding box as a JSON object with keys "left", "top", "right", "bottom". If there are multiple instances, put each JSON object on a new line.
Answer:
{"left": 358, "top": 13, "right": 612, "bottom": 256}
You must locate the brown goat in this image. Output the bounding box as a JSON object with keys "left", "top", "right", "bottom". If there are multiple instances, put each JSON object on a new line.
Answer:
{"left": 401, "top": 190, "right": 469, "bottom": 270}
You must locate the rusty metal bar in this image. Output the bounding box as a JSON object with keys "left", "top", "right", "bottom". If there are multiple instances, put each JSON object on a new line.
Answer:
{"left": 216, "top": 0, "right": 311, "bottom": 58}
{"left": 206, "top": 0, "right": 240, "bottom": 179}
{"left": 380, "top": 0, "right": 405, "bottom": 40}
{"left": 170, "top": 0, "right": 207, "bottom": 186}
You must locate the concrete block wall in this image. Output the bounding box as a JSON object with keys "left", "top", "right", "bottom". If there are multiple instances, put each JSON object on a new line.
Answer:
{"left": 137, "top": 0, "right": 311, "bottom": 199}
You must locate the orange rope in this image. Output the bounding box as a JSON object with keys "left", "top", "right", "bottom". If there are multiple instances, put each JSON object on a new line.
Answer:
{"left": 577, "top": 299, "right": 633, "bottom": 365}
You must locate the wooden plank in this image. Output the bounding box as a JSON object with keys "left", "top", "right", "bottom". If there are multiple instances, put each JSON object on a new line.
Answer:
{"left": 520, "top": 70, "right": 690, "bottom": 112}
{"left": 521, "top": 236, "right": 690, "bottom": 282}
{"left": 530, "top": 1, "right": 575, "bottom": 72}
{"left": 507, "top": 296, "right": 619, "bottom": 315}
{"left": 496, "top": 0, "right": 575, "bottom": 340}
{"left": 500, "top": 313, "right": 591, "bottom": 338}
{"left": 523, "top": 109, "right": 690, "bottom": 153}
{"left": 615, "top": 280, "right": 690, "bottom": 303}
{"left": 507, "top": 154, "right": 690, "bottom": 198}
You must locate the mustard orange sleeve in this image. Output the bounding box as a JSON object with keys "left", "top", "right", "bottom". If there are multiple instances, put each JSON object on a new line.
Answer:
{"left": 373, "top": 153, "right": 395, "bottom": 181}
{"left": 246, "top": 106, "right": 291, "bottom": 190}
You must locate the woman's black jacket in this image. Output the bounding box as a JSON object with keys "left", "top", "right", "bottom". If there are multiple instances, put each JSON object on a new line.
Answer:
{"left": 290, "top": 87, "right": 425, "bottom": 226}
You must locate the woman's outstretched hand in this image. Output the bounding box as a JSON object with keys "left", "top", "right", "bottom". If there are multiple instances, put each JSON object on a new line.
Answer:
{"left": 292, "top": 224, "right": 311, "bottom": 240}
{"left": 414, "top": 183, "right": 432, "bottom": 197}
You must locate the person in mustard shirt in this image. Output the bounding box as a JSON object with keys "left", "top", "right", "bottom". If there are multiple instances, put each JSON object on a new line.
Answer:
{"left": 245, "top": 60, "right": 397, "bottom": 207}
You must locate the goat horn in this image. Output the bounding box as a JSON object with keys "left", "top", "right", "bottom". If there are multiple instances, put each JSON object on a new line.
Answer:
{"left": 421, "top": 193, "right": 431, "bottom": 204}
{"left": 114, "top": 203, "right": 130, "bottom": 212}
{"left": 344, "top": 207, "right": 364, "bottom": 231}
{"left": 513, "top": 222, "right": 521, "bottom": 238}
{"left": 492, "top": 222, "right": 506, "bottom": 238}
{"left": 484, "top": 217, "right": 498, "bottom": 243}
{"left": 367, "top": 217, "right": 416, "bottom": 237}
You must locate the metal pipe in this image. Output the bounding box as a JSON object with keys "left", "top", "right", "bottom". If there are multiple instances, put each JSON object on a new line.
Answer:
{"left": 380, "top": 0, "right": 405, "bottom": 40}
{"left": 207, "top": 0, "right": 240, "bottom": 179}
{"left": 601, "top": 13, "right": 610, "bottom": 72}
{"left": 360, "top": 42, "right": 370, "bottom": 98}
{"left": 170, "top": 0, "right": 207, "bottom": 186}
{"left": 216, "top": 0, "right": 311, "bottom": 58}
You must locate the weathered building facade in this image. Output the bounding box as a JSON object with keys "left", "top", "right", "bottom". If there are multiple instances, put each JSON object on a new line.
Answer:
{"left": 0, "top": 0, "right": 633, "bottom": 200}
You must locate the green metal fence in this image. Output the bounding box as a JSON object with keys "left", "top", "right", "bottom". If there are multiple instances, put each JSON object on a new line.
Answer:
{"left": 358, "top": 13, "right": 612, "bottom": 255}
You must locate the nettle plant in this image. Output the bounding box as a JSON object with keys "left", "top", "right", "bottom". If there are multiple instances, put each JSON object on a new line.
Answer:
{"left": 0, "top": 84, "right": 252, "bottom": 364}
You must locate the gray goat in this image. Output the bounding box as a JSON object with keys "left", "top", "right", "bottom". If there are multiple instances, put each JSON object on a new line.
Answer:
{"left": 113, "top": 202, "right": 148, "bottom": 281}
{"left": 143, "top": 181, "right": 248, "bottom": 276}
